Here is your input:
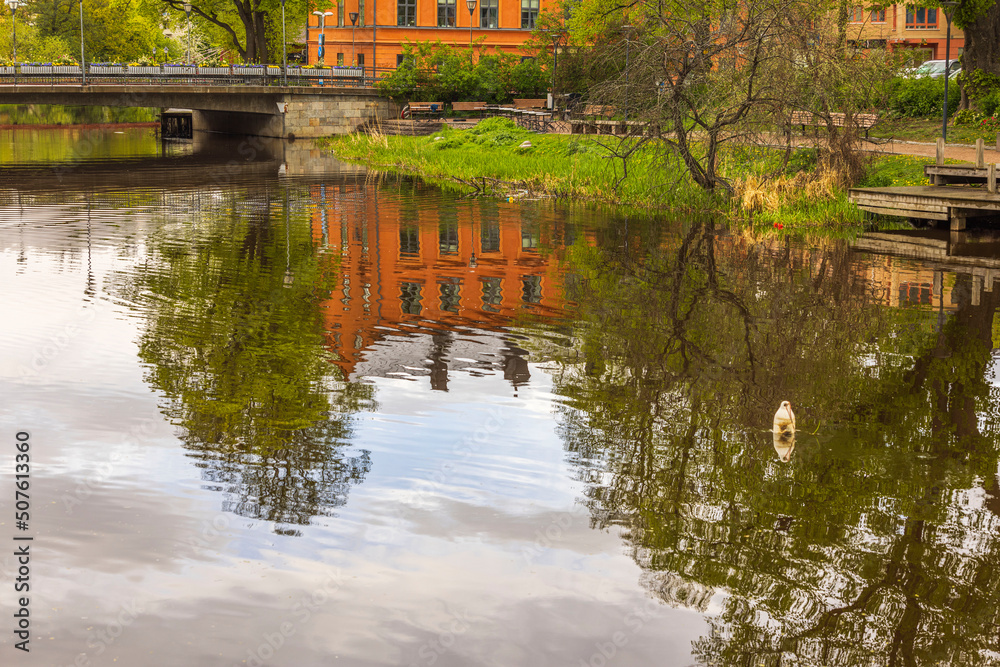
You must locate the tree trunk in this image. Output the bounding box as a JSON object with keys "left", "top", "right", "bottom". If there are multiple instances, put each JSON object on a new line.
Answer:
{"left": 958, "top": 2, "right": 1000, "bottom": 109}
{"left": 253, "top": 11, "right": 269, "bottom": 64}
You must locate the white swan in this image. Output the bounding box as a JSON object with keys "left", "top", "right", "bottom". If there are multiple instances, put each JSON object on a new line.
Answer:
{"left": 773, "top": 400, "right": 796, "bottom": 437}
{"left": 772, "top": 401, "right": 796, "bottom": 462}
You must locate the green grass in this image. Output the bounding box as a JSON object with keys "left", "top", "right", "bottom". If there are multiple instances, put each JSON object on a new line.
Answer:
{"left": 322, "top": 117, "right": 713, "bottom": 211}
{"left": 857, "top": 153, "right": 937, "bottom": 188}
{"left": 869, "top": 117, "right": 995, "bottom": 145}
{"left": 321, "top": 118, "right": 932, "bottom": 230}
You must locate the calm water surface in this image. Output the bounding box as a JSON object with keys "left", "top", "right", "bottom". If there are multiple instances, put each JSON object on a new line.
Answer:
{"left": 3, "top": 128, "right": 1000, "bottom": 666}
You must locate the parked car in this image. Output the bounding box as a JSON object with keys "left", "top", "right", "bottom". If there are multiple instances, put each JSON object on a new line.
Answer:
{"left": 905, "top": 59, "right": 961, "bottom": 79}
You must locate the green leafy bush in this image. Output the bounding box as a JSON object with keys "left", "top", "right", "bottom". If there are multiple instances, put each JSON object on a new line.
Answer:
{"left": 376, "top": 41, "right": 547, "bottom": 104}
{"left": 953, "top": 108, "right": 984, "bottom": 126}
{"left": 887, "top": 76, "right": 960, "bottom": 118}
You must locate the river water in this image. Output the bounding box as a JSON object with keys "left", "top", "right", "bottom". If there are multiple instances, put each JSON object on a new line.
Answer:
{"left": 3, "top": 127, "right": 1000, "bottom": 666}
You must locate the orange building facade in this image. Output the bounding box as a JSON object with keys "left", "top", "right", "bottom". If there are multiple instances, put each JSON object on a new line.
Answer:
{"left": 310, "top": 182, "right": 582, "bottom": 380}
{"left": 306, "top": 0, "right": 554, "bottom": 70}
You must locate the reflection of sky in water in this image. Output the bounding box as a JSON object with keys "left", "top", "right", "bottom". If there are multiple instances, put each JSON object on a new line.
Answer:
{"left": 8, "top": 128, "right": 1000, "bottom": 666}
{"left": 0, "top": 149, "right": 708, "bottom": 665}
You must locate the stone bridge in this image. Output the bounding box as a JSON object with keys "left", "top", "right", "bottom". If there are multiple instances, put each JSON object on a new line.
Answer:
{"left": 0, "top": 85, "right": 398, "bottom": 138}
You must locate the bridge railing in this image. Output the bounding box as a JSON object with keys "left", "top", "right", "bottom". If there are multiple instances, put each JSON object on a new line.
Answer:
{"left": 0, "top": 64, "right": 395, "bottom": 89}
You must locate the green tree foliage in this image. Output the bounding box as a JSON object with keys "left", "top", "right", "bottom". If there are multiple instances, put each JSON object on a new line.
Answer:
{"left": 551, "top": 215, "right": 1000, "bottom": 665}
{"left": 0, "top": 10, "right": 72, "bottom": 62}
{"left": 564, "top": 0, "right": 895, "bottom": 194}
{"left": 131, "top": 182, "right": 374, "bottom": 526}
{"left": 21, "top": 0, "right": 174, "bottom": 63}
{"left": 156, "top": 0, "right": 309, "bottom": 64}
{"left": 376, "top": 40, "right": 548, "bottom": 104}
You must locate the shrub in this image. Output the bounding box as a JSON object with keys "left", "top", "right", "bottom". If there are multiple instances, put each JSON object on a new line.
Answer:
{"left": 377, "top": 41, "right": 549, "bottom": 104}
{"left": 887, "top": 76, "right": 960, "bottom": 118}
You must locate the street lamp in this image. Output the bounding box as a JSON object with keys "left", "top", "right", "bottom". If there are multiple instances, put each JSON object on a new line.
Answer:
{"left": 5, "top": 0, "right": 20, "bottom": 64}
{"left": 183, "top": 1, "right": 192, "bottom": 63}
{"left": 941, "top": 1, "right": 958, "bottom": 143}
{"left": 622, "top": 24, "right": 632, "bottom": 122}
{"left": 312, "top": 10, "right": 334, "bottom": 66}
{"left": 549, "top": 31, "right": 560, "bottom": 106}
{"left": 350, "top": 11, "right": 358, "bottom": 66}
{"left": 466, "top": 0, "right": 476, "bottom": 56}
{"left": 79, "top": 0, "right": 85, "bottom": 84}
{"left": 280, "top": 0, "right": 288, "bottom": 85}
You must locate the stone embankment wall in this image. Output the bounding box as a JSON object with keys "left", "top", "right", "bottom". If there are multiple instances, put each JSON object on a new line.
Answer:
{"left": 283, "top": 93, "right": 398, "bottom": 139}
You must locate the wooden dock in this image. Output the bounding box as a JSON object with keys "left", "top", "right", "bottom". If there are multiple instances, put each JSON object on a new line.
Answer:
{"left": 848, "top": 185, "right": 1000, "bottom": 229}
{"left": 849, "top": 137, "right": 1000, "bottom": 230}
{"left": 851, "top": 229, "right": 1000, "bottom": 306}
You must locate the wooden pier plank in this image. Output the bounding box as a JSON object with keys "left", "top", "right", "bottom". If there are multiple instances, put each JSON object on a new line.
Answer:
{"left": 848, "top": 184, "right": 1000, "bottom": 224}
{"left": 855, "top": 204, "right": 948, "bottom": 220}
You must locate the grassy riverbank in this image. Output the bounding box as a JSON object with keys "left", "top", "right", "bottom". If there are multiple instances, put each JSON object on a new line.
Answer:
{"left": 321, "top": 118, "right": 932, "bottom": 228}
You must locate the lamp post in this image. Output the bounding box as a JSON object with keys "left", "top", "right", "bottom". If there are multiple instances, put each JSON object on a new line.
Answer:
{"left": 466, "top": 0, "right": 477, "bottom": 57}
{"left": 280, "top": 0, "right": 288, "bottom": 85}
{"left": 622, "top": 24, "right": 632, "bottom": 122}
{"left": 941, "top": 1, "right": 958, "bottom": 143}
{"left": 5, "top": 0, "right": 20, "bottom": 64}
{"left": 312, "top": 10, "right": 333, "bottom": 65}
{"left": 79, "top": 0, "right": 85, "bottom": 84}
{"left": 550, "top": 32, "right": 560, "bottom": 106}
{"left": 350, "top": 11, "right": 358, "bottom": 65}
{"left": 183, "top": 1, "right": 192, "bottom": 63}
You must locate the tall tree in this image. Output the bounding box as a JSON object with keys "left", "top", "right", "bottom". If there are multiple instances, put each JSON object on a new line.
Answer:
{"left": 951, "top": 0, "right": 1000, "bottom": 109}
{"left": 571, "top": 0, "right": 894, "bottom": 195}
{"left": 158, "top": 0, "right": 308, "bottom": 64}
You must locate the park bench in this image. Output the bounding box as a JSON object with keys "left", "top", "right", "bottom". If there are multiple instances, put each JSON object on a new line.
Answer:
{"left": 405, "top": 102, "right": 444, "bottom": 119}
{"left": 569, "top": 104, "right": 617, "bottom": 134}
{"left": 789, "top": 110, "right": 879, "bottom": 139}
{"left": 513, "top": 98, "right": 548, "bottom": 110}
{"left": 451, "top": 101, "right": 487, "bottom": 117}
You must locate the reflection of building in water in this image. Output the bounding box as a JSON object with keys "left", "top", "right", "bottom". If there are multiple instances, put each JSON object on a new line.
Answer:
{"left": 310, "top": 183, "right": 581, "bottom": 390}
{"left": 853, "top": 230, "right": 1000, "bottom": 313}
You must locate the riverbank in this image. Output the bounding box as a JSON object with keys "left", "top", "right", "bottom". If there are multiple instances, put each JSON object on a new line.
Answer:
{"left": 321, "top": 118, "right": 935, "bottom": 229}
{"left": 0, "top": 121, "right": 158, "bottom": 130}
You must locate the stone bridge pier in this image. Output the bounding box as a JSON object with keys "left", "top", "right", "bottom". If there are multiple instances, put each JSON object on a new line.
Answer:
{"left": 193, "top": 91, "right": 399, "bottom": 139}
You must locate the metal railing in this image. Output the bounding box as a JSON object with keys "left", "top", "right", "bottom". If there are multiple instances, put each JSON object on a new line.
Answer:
{"left": 0, "top": 64, "right": 394, "bottom": 88}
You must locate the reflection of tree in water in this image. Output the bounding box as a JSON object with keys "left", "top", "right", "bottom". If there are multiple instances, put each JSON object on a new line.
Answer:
{"left": 554, "top": 218, "right": 1000, "bottom": 664}
{"left": 133, "top": 185, "right": 374, "bottom": 529}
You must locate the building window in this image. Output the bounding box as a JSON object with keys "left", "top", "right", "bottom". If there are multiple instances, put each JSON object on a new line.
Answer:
{"left": 899, "top": 283, "right": 933, "bottom": 305}
{"left": 871, "top": 9, "right": 885, "bottom": 22}
{"left": 481, "top": 220, "right": 500, "bottom": 253}
{"left": 359, "top": 0, "right": 366, "bottom": 25}
{"left": 398, "top": 0, "right": 416, "bottom": 26}
{"left": 906, "top": 6, "right": 937, "bottom": 29}
{"left": 400, "top": 282, "right": 423, "bottom": 315}
{"left": 338, "top": 0, "right": 345, "bottom": 26}
{"left": 521, "top": 222, "right": 539, "bottom": 250}
{"left": 438, "top": 0, "right": 456, "bottom": 27}
{"left": 358, "top": 54, "right": 365, "bottom": 67}
{"left": 337, "top": 53, "right": 345, "bottom": 66}
{"left": 400, "top": 224, "right": 419, "bottom": 257}
{"left": 480, "top": 0, "right": 498, "bottom": 28}
{"left": 481, "top": 277, "right": 503, "bottom": 313}
{"left": 439, "top": 279, "right": 462, "bottom": 313}
{"left": 848, "top": 6, "right": 865, "bottom": 22}
{"left": 439, "top": 221, "right": 458, "bottom": 254}
{"left": 521, "top": 0, "right": 538, "bottom": 28}
{"left": 397, "top": 53, "right": 406, "bottom": 66}
{"left": 522, "top": 276, "right": 542, "bottom": 304}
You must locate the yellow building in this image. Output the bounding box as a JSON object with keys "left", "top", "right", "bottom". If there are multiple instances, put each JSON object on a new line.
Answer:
{"left": 846, "top": 4, "right": 964, "bottom": 63}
